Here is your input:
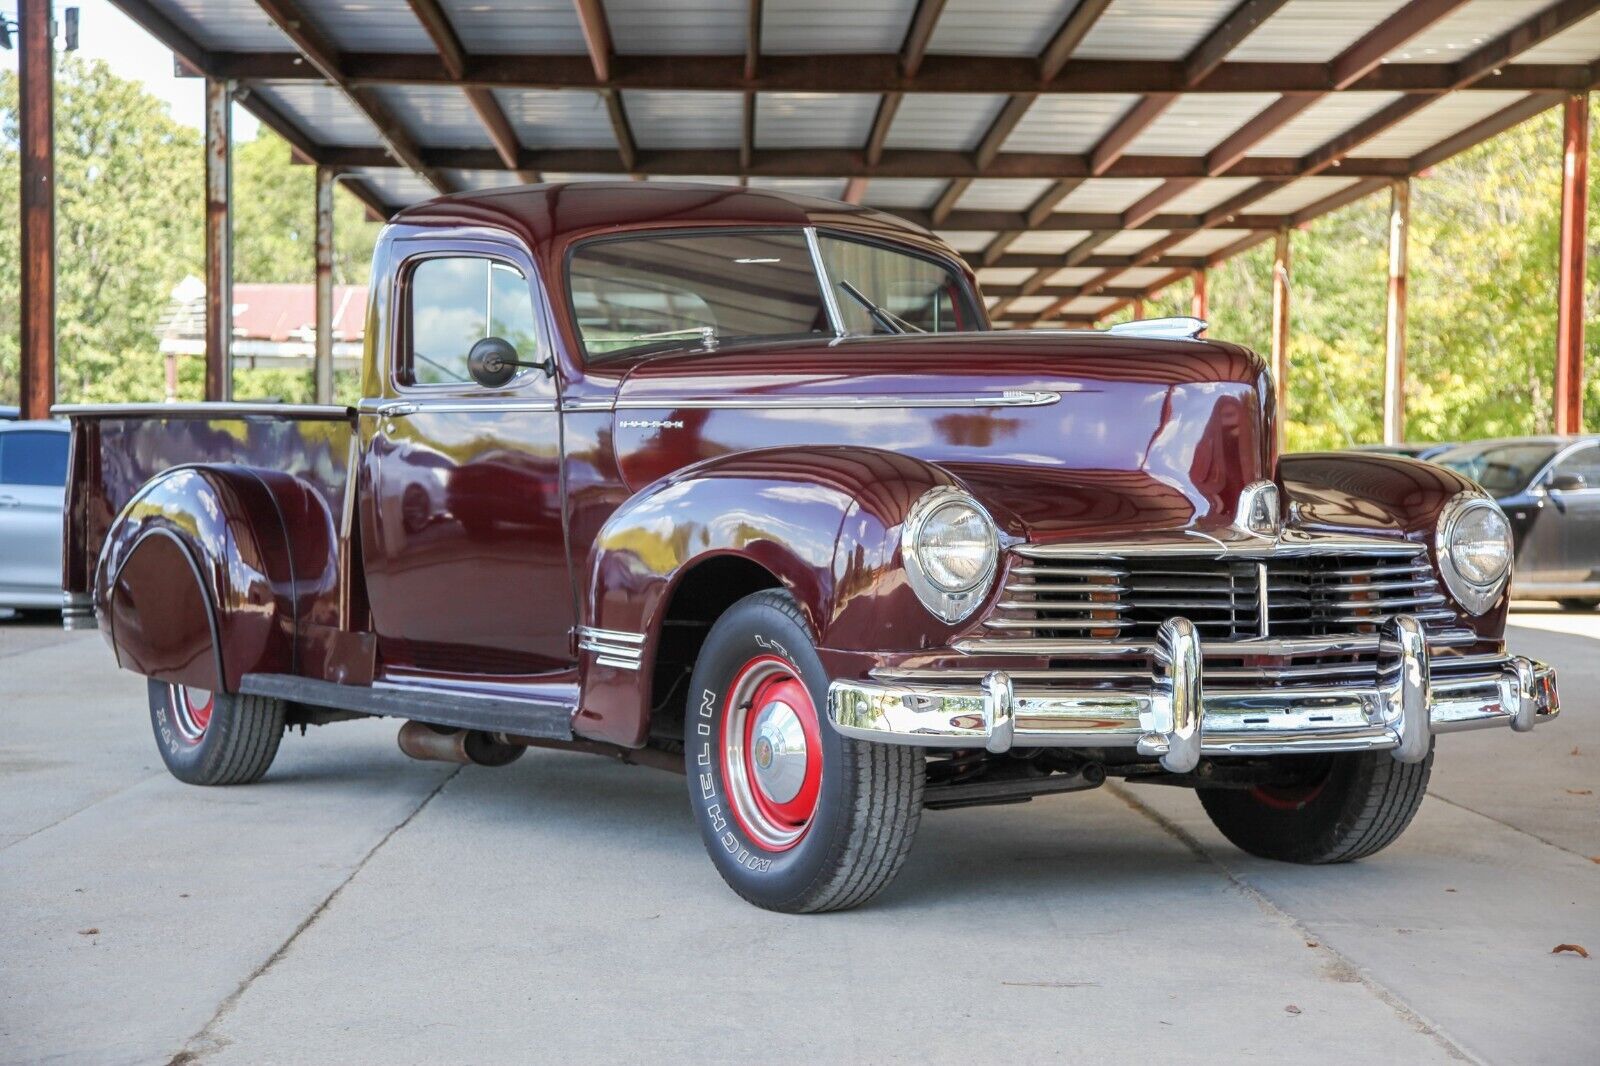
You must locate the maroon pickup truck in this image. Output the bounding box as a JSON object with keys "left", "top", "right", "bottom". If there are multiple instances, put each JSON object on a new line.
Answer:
{"left": 58, "top": 182, "right": 1558, "bottom": 912}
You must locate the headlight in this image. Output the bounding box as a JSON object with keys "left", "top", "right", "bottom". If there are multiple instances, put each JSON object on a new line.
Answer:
{"left": 1435, "top": 493, "right": 1513, "bottom": 614}
{"left": 901, "top": 488, "right": 999, "bottom": 622}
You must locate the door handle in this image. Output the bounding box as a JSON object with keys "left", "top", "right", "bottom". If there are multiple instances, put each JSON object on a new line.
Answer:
{"left": 376, "top": 401, "right": 419, "bottom": 418}
{"left": 0, "top": 495, "right": 20, "bottom": 508}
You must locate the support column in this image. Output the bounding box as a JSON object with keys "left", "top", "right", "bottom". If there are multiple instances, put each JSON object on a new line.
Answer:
{"left": 1131, "top": 299, "right": 1145, "bottom": 320}
{"left": 314, "top": 166, "right": 335, "bottom": 405}
{"left": 1555, "top": 93, "right": 1589, "bottom": 435}
{"left": 205, "top": 79, "right": 234, "bottom": 403}
{"left": 1271, "top": 228, "right": 1292, "bottom": 441}
{"left": 1191, "top": 268, "right": 1208, "bottom": 321}
{"left": 18, "top": 0, "right": 55, "bottom": 420}
{"left": 1384, "top": 179, "right": 1410, "bottom": 445}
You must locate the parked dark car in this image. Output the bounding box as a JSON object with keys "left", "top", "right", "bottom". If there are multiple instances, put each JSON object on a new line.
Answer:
{"left": 56, "top": 183, "right": 1559, "bottom": 912}
{"left": 1432, "top": 436, "right": 1600, "bottom": 609}
{"left": 1349, "top": 441, "right": 1456, "bottom": 460}
{"left": 0, "top": 419, "right": 71, "bottom": 612}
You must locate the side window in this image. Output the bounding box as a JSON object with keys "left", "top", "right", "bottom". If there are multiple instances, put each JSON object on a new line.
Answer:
{"left": 818, "top": 236, "right": 974, "bottom": 335}
{"left": 403, "top": 256, "right": 539, "bottom": 387}
{"left": 1551, "top": 445, "right": 1600, "bottom": 488}
{"left": 0, "top": 431, "right": 69, "bottom": 487}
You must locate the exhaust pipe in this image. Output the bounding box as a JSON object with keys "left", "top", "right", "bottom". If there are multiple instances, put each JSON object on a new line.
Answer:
{"left": 397, "top": 721, "right": 524, "bottom": 767}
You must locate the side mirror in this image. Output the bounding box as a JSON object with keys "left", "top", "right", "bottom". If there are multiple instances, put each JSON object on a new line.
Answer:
{"left": 1547, "top": 473, "right": 1587, "bottom": 493}
{"left": 466, "top": 336, "right": 549, "bottom": 389}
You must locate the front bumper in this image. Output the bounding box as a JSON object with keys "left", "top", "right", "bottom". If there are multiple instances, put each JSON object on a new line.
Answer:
{"left": 826, "top": 615, "right": 1559, "bottom": 772}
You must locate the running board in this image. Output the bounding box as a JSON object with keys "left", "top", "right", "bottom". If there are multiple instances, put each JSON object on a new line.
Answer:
{"left": 239, "top": 674, "right": 574, "bottom": 741}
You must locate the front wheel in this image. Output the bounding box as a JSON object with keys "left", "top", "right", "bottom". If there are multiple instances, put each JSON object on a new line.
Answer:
{"left": 685, "top": 589, "right": 924, "bottom": 912}
{"left": 1557, "top": 597, "right": 1598, "bottom": 612}
{"left": 1197, "top": 746, "right": 1432, "bottom": 864}
{"left": 148, "top": 679, "right": 286, "bottom": 785}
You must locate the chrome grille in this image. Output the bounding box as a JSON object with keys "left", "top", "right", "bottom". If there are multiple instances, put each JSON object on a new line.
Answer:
{"left": 988, "top": 552, "right": 1458, "bottom": 642}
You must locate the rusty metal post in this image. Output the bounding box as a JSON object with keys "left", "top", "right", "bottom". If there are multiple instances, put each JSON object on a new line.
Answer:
{"left": 1190, "top": 268, "right": 1208, "bottom": 321}
{"left": 1555, "top": 93, "right": 1589, "bottom": 435}
{"left": 1384, "top": 178, "right": 1410, "bottom": 445}
{"left": 314, "top": 166, "right": 335, "bottom": 405}
{"left": 18, "top": 0, "right": 55, "bottom": 420}
{"left": 205, "top": 79, "right": 234, "bottom": 402}
{"left": 1131, "top": 299, "right": 1145, "bottom": 320}
{"left": 1271, "top": 228, "right": 1292, "bottom": 442}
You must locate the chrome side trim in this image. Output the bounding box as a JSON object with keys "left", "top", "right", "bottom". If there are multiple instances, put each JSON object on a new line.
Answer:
{"left": 1106, "top": 317, "right": 1207, "bottom": 341}
{"left": 53, "top": 402, "right": 352, "bottom": 419}
{"left": 612, "top": 390, "right": 1061, "bottom": 411}
{"left": 361, "top": 399, "right": 559, "bottom": 415}
{"left": 577, "top": 626, "right": 646, "bottom": 671}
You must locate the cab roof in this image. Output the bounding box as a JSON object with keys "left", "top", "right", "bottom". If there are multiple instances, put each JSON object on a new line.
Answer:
{"left": 387, "top": 181, "right": 958, "bottom": 263}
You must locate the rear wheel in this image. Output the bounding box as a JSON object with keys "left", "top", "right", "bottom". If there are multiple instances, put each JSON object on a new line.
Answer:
{"left": 1557, "top": 597, "right": 1598, "bottom": 611}
{"left": 684, "top": 589, "right": 924, "bottom": 912}
{"left": 148, "top": 679, "right": 286, "bottom": 786}
{"left": 1197, "top": 746, "right": 1432, "bottom": 864}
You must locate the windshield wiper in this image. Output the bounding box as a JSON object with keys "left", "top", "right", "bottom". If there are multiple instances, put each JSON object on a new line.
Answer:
{"left": 837, "top": 281, "right": 925, "bottom": 335}
{"left": 627, "top": 325, "right": 718, "bottom": 348}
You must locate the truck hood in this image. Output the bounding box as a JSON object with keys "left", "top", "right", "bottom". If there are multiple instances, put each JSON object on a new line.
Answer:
{"left": 611, "top": 331, "right": 1274, "bottom": 541}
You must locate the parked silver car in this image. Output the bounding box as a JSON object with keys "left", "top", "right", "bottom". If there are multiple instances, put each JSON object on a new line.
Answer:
{"left": 0, "top": 420, "right": 69, "bottom": 612}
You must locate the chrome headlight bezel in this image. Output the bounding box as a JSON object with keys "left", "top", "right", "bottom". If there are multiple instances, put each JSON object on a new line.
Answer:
{"left": 900, "top": 487, "right": 999, "bottom": 624}
{"left": 1435, "top": 492, "right": 1513, "bottom": 615}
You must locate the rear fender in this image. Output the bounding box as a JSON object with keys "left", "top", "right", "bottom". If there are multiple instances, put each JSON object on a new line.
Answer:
{"left": 95, "top": 465, "right": 342, "bottom": 692}
{"left": 578, "top": 447, "right": 963, "bottom": 746}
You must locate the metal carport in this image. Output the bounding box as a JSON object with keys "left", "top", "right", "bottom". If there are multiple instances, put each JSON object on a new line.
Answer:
{"left": 12, "top": 0, "right": 1599, "bottom": 437}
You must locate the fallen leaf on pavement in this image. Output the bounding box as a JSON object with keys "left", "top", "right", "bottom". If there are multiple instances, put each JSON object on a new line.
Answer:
{"left": 1445, "top": 888, "right": 1457, "bottom": 893}
{"left": 1002, "top": 980, "right": 1100, "bottom": 989}
{"left": 1551, "top": 944, "right": 1589, "bottom": 959}
{"left": 77, "top": 928, "right": 98, "bottom": 936}
{"left": 1564, "top": 789, "right": 1593, "bottom": 796}
{"left": 1285, "top": 1005, "right": 1302, "bottom": 1015}
{"left": 1305, "top": 941, "right": 1318, "bottom": 948}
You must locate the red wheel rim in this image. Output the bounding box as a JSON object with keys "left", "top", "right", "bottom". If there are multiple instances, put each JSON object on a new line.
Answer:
{"left": 169, "top": 684, "right": 214, "bottom": 744}
{"left": 720, "top": 655, "right": 823, "bottom": 852}
{"left": 1250, "top": 774, "right": 1330, "bottom": 811}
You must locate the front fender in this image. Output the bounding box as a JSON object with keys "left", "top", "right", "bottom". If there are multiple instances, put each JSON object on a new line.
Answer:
{"left": 1281, "top": 451, "right": 1507, "bottom": 638}
{"left": 95, "top": 465, "right": 340, "bottom": 691}
{"left": 579, "top": 447, "right": 964, "bottom": 746}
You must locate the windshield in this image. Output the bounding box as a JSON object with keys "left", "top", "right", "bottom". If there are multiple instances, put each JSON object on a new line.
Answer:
{"left": 568, "top": 230, "right": 831, "bottom": 359}
{"left": 1433, "top": 442, "right": 1557, "bottom": 496}
{"left": 567, "top": 228, "right": 979, "bottom": 360}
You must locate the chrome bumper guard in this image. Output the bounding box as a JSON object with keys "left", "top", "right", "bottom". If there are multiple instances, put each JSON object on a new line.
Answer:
{"left": 826, "top": 615, "right": 1559, "bottom": 772}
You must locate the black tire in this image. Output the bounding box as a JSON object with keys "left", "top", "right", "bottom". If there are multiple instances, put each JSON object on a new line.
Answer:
{"left": 1557, "top": 597, "right": 1598, "bottom": 612}
{"left": 684, "top": 589, "right": 924, "bottom": 913}
{"left": 148, "top": 679, "right": 286, "bottom": 786}
{"left": 1197, "top": 746, "right": 1432, "bottom": 864}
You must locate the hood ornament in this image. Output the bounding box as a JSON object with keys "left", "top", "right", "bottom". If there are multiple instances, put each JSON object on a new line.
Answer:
{"left": 1235, "top": 481, "right": 1281, "bottom": 538}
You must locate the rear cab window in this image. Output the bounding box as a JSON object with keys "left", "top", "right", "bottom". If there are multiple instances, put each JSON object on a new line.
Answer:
{"left": 400, "top": 255, "right": 541, "bottom": 389}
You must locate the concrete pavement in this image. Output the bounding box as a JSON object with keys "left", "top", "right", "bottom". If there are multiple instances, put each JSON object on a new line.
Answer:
{"left": 1, "top": 609, "right": 1595, "bottom": 1065}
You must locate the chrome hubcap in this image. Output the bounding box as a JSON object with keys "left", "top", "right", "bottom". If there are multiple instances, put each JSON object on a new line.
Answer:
{"left": 750, "top": 699, "right": 808, "bottom": 805}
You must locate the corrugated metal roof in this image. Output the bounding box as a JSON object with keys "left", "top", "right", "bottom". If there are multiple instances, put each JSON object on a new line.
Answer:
{"left": 936, "top": 231, "right": 1003, "bottom": 252}
{"left": 756, "top": 93, "right": 879, "bottom": 148}
{"left": 1063, "top": 296, "right": 1119, "bottom": 313}
{"left": 608, "top": 0, "right": 748, "bottom": 54}
{"left": 1005, "top": 295, "right": 1058, "bottom": 313}
{"left": 1250, "top": 92, "right": 1405, "bottom": 156}
{"left": 1349, "top": 90, "right": 1531, "bottom": 157}
{"left": 438, "top": 0, "right": 589, "bottom": 55}
{"left": 447, "top": 170, "right": 530, "bottom": 192}
{"left": 624, "top": 91, "right": 744, "bottom": 149}
{"left": 1244, "top": 176, "right": 1362, "bottom": 214}
{"left": 1096, "top": 230, "right": 1171, "bottom": 255}
{"left": 1228, "top": 1, "right": 1409, "bottom": 63}
{"left": 885, "top": 94, "right": 1009, "bottom": 152}
{"left": 761, "top": 0, "right": 920, "bottom": 54}
{"left": 1516, "top": 10, "right": 1600, "bottom": 64}
{"left": 747, "top": 177, "right": 850, "bottom": 200}
{"left": 955, "top": 179, "right": 1058, "bottom": 212}
{"left": 353, "top": 168, "right": 441, "bottom": 204}
{"left": 1054, "top": 178, "right": 1165, "bottom": 213}
{"left": 977, "top": 267, "right": 1041, "bottom": 286}
{"left": 1123, "top": 94, "right": 1281, "bottom": 157}
{"left": 249, "top": 82, "right": 378, "bottom": 146}
{"left": 926, "top": 0, "right": 1066, "bottom": 56}
{"left": 1157, "top": 177, "right": 1263, "bottom": 213}
{"left": 1164, "top": 228, "right": 1255, "bottom": 256}
{"left": 373, "top": 86, "right": 494, "bottom": 148}
{"left": 492, "top": 90, "right": 619, "bottom": 148}
{"left": 1382, "top": 0, "right": 1547, "bottom": 63}
{"left": 1106, "top": 266, "right": 1177, "bottom": 287}
{"left": 146, "top": 0, "right": 291, "bottom": 52}
{"left": 1074, "top": 0, "right": 1241, "bottom": 61}
{"left": 1002, "top": 95, "right": 1143, "bottom": 154}
{"left": 1007, "top": 230, "right": 1096, "bottom": 254}
{"left": 1043, "top": 266, "right": 1105, "bottom": 287}
{"left": 861, "top": 178, "right": 950, "bottom": 209}
{"left": 310, "top": 0, "right": 436, "bottom": 53}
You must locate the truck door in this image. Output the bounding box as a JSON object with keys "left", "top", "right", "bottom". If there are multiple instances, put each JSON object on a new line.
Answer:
{"left": 360, "top": 245, "right": 575, "bottom": 676}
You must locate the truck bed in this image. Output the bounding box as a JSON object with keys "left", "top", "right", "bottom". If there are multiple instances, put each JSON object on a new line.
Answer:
{"left": 57, "top": 403, "right": 356, "bottom": 601}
